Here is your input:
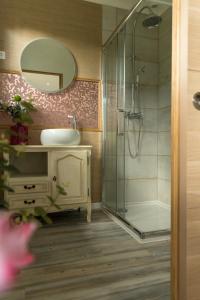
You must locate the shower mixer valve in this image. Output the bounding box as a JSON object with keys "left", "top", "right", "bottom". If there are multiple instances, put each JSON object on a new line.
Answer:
{"left": 125, "top": 111, "right": 143, "bottom": 119}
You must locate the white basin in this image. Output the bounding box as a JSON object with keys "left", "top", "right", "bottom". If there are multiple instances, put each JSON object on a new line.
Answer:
{"left": 40, "top": 129, "right": 81, "bottom": 145}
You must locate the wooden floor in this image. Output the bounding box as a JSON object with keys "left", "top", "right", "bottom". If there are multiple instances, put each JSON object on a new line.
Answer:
{"left": 1, "top": 210, "right": 170, "bottom": 300}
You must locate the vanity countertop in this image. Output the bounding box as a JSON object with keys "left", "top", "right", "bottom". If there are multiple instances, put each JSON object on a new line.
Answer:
{"left": 13, "top": 145, "right": 93, "bottom": 151}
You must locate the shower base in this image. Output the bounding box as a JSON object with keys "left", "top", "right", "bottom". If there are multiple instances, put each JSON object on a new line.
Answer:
{"left": 125, "top": 202, "right": 170, "bottom": 239}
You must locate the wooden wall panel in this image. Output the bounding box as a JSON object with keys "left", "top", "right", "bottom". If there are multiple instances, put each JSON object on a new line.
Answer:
{"left": 0, "top": 0, "right": 102, "bottom": 79}
{"left": 187, "top": 70, "right": 200, "bottom": 300}
{"left": 187, "top": 1, "right": 200, "bottom": 299}
{"left": 188, "top": 0, "right": 200, "bottom": 71}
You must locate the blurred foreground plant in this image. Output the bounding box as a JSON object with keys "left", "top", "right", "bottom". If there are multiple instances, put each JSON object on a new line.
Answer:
{"left": 0, "top": 135, "right": 66, "bottom": 224}
{"left": 0, "top": 135, "right": 67, "bottom": 292}
{"left": 0, "top": 212, "right": 37, "bottom": 292}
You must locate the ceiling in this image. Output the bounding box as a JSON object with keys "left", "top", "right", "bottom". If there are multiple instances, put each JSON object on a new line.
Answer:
{"left": 82, "top": 0, "right": 172, "bottom": 10}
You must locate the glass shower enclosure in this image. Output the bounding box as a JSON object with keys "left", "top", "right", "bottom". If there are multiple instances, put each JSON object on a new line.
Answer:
{"left": 103, "top": 0, "right": 172, "bottom": 239}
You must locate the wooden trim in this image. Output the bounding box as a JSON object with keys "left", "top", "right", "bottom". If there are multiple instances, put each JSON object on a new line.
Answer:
{"left": 98, "top": 81, "right": 102, "bottom": 130}
{"left": 0, "top": 70, "right": 101, "bottom": 83}
{"left": 79, "top": 128, "right": 102, "bottom": 132}
{"left": 0, "top": 70, "right": 98, "bottom": 80}
{"left": 171, "top": 0, "right": 188, "bottom": 299}
{"left": 0, "top": 69, "right": 21, "bottom": 75}
{"left": 0, "top": 124, "right": 102, "bottom": 132}
{"left": 76, "top": 77, "right": 100, "bottom": 83}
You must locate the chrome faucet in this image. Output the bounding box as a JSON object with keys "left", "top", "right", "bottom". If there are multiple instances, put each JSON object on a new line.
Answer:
{"left": 67, "top": 114, "right": 77, "bottom": 130}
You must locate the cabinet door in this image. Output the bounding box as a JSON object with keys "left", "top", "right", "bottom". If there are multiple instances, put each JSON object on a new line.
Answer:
{"left": 51, "top": 151, "right": 88, "bottom": 204}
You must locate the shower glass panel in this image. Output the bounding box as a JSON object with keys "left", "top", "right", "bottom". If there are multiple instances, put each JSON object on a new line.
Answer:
{"left": 103, "top": 0, "right": 172, "bottom": 239}
{"left": 103, "top": 37, "right": 118, "bottom": 212}
{"left": 103, "top": 29, "right": 126, "bottom": 216}
{"left": 116, "top": 28, "right": 126, "bottom": 217}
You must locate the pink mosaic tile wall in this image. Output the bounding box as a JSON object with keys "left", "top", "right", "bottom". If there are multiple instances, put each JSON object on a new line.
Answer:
{"left": 0, "top": 73, "right": 99, "bottom": 129}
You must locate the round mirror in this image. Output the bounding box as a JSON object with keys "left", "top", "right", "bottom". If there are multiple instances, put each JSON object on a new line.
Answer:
{"left": 20, "top": 38, "right": 76, "bottom": 93}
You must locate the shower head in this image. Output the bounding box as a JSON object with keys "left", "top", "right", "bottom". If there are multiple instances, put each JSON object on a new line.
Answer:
{"left": 143, "top": 15, "right": 162, "bottom": 29}
{"left": 135, "top": 6, "right": 162, "bottom": 29}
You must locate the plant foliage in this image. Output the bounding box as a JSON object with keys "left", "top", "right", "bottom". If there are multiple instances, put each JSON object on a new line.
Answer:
{"left": 0, "top": 95, "right": 37, "bottom": 124}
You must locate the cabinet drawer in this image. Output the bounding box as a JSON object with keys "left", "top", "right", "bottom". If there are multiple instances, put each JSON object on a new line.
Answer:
{"left": 8, "top": 196, "right": 50, "bottom": 209}
{"left": 8, "top": 182, "right": 49, "bottom": 195}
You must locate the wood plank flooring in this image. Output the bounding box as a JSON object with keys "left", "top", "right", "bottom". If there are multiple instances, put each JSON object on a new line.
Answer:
{"left": 0, "top": 210, "right": 170, "bottom": 300}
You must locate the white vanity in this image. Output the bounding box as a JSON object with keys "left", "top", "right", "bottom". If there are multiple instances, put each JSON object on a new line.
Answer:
{"left": 3, "top": 145, "right": 92, "bottom": 222}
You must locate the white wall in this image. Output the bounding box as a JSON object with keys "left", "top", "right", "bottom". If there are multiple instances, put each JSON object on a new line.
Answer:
{"left": 124, "top": 12, "right": 159, "bottom": 206}
{"left": 124, "top": 8, "right": 172, "bottom": 208}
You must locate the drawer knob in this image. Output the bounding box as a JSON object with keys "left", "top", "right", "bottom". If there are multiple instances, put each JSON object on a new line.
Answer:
{"left": 24, "top": 185, "right": 36, "bottom": 190}
{"left": 24, "top": 200, "right": 36, "bottom": 205}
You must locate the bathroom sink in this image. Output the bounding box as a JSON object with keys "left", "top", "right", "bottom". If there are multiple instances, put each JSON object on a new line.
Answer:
{"left": 40, "top": 129, "right": 81, "bottom": 145}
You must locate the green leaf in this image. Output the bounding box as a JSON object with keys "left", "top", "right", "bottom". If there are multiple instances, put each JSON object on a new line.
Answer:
{"left": 34, "top": 207, "right": 52, "bottom": 224}
{"left": 0, "top": 163, "right": 19, "bottom": 173}
{"left": 0, "top": 142, "right": 17, "bottom": 154}
{"left": 34, "top": 207, "right": 46, "bottom": 216}
{"left": 47, "top": 195, "right": 61, "bottom": 210}
{"left": 18, "top": 112, "right": 33, "bottom": 124}
{"left": 21, "top": 100, "right": 37, "bottom": 112}
{"left": 0, "top": 182, "right": 14, "bottom": 192}
{"left": 54, "top": 204, "right": 61, "bottom": 210}
{"left": 56, "top": 185, "right": 67, "bottom": 196}
{"left": 22, "top": 214, "right": 29, "bottom": 223}
{"left": 1, "top": 129, "right": 11, "bottom": 139}
{"left": 41, "top": 214, "right": 52, "bottom": 224}
{"left": 47, "top": 195, "right": 55, "bottom": 204}
{"left": 13, "top": 95, "right": 22, "bottom": 102}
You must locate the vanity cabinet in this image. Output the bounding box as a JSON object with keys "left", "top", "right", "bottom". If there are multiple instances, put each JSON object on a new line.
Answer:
{"left": 3, "top": 146, "right": 92, "bottom": 222}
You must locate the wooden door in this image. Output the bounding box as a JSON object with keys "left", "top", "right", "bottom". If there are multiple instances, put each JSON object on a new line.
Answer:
{"left": 172, "top": 0, "right": 200, "bottom": 299}
{"left": 51, "top": 151, "right": 88, "bottom": 204}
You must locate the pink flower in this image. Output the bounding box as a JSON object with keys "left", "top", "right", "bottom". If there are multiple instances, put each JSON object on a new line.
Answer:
{"left": 0, "top": 212, "right": 37, "bottom": 292}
